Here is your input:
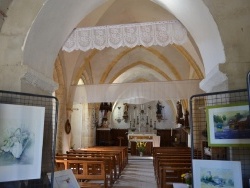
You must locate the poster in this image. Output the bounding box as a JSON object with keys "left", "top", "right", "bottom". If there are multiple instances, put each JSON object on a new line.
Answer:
{"left": 206, "top": 103, "right": 250, "bottom": 146}
{"left": 47, "top": 169, "right": 80, "bottom": 188}
{"left": 0, "top": 103, "right": 45, "bottom": 182}
{"left": 193, "top": 159, "right": 243, "bottom": 188}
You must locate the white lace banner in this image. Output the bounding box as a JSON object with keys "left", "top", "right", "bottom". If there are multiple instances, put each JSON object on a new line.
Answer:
{"left": 63, "top": 20, "right": 187, "bottom": 52}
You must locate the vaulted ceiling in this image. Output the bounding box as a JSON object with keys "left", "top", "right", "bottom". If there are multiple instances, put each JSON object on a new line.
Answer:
{"left": 58, "top": 0, "right": 204, "bottom": 88}
{"left": 0, "top": 0, "right": 214, "bottom": 106}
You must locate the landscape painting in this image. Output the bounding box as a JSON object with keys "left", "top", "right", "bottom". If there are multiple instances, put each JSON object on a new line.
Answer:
{"left": 0, "top": 103, "right": 45, "bottom": 182}
{"left": 193, "top": 160, "right": 243, "bottom": 188}
{"left": 206, "top": 103, "right": 250, "bottom": 146}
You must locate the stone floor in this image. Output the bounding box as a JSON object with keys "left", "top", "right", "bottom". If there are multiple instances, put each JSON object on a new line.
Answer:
{"left": 112, "top": 156, "right": 157, "bottom": 188}
{"left": 86, "top": 155, "right": 157, "bottom": 188}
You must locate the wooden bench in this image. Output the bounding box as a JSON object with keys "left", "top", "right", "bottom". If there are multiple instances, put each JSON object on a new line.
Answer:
{"left": 55, "top": 159, "right": 108, "bottom": 188}
{"left": 154, "top": 155, "right": 192, "bottom": 168}
{"left": 81, "top": 146, "right": 128, "bottom": 170}
{"left": 153, "top": 147, "right": 201, "bottom": 160}
{"left": 153, "top": 147, "right": 192, "bottom": 165}
{"left": 156, "top": 162, "right": 191, "bottom": 185}
{"left": 152, "top": 147, "right": 193, "bottom": 188}
{"left": 57, "top": 153, "right": 117, "bottom": 181}
{"left": 159, "top": 166, "right": 192, "bottom": 188}
{"left": 67, "top": 150, "right": 121, "bottom": 178}
{"left": 79, "top": 182, "right": 102, "bottom": 188}
{"left": 155, "top": 159, "right": 192, "bottom": 184}
{"left": 153, "top": 147, "right": 191, "bottom": 155}
{"left": 55, "top": 155, "right": 114, "bottom": 187}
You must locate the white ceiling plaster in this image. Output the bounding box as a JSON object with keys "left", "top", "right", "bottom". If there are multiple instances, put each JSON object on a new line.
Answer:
{"left": 21, "top": 0, "right": 225, "bottom": 96}
{"left": 23, "top": 0, "right": 108, "bottom": 78}
{"left": 152, "top": 0, "right": 226, "bottom": 75}
{"left": 113, "top": 66, "right": 166, "bottom": 83}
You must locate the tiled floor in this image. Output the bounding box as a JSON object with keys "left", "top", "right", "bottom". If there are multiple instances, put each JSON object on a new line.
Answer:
{"left": 112, "top": 156, "right": 157, "bottom": 188}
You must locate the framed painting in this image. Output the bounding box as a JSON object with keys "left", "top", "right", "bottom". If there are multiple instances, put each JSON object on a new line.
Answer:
{"left": 193, "top": 159, "right": 243, "bottom": 188}
{"left": 47, "top": 169, "right": 80, "bottom": 188}
{"left": 0, "top": 103, "right": 45, "bottom": 182}
{"left": 206, "top": 103, "right": 250, "bottom": 146}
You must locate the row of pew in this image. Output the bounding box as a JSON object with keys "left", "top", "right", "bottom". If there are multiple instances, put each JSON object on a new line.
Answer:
{"left": 153, "top": 147, "right": 200, "bottom": 188}
{"left": 55, "top": 146, "right": 128, "bottom": 188}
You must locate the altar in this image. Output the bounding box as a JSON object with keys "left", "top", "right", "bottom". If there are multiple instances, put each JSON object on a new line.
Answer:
{"left": 128, "top": 133, "right": 160, "bottom": 156}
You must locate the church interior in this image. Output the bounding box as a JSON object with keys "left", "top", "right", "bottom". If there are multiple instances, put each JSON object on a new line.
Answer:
{"left": 0, "top": 0, "right": 250, "bottom": 188}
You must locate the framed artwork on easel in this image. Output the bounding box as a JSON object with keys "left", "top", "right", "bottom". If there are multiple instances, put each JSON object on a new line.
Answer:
{"left": 206, "top": 102, "right": 250, "bottom": 147}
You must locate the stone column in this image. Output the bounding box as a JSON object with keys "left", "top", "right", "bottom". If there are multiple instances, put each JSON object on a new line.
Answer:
{"left": 200, "top": 65, "right": 228, "bottom": 93}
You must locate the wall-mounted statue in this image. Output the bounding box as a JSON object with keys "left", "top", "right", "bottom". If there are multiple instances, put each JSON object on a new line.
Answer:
{"left": 156, "top": 101, "right": 164, "bottom": 122}
{"left": 99, "top": 102, "right": 112, "bottom": 127}
{"left": 123, "top": 103, "right": 129, "bottom": 122}
{"left": 176, "top": 101, "right": 184, "bottom": 125}
{"left": 184, "top": 109, "right": 189, "bottom": 128}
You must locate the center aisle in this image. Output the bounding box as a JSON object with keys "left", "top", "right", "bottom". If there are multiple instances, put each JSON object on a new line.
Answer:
{"left": 113, "top": 156, "right": 157, "bottom": 188}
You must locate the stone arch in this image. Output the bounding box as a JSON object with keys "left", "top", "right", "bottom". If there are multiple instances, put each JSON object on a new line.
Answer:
{"left": 0, "top": 1, "right": 226, "bottom": 93}
{"left": 21, "top": 0, "right": 225, "bottom": 91}
{"left": 0, "top": 0, "right": 228, "bottom": 155}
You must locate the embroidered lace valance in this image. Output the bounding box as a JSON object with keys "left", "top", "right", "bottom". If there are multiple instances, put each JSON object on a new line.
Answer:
{"left": 62, "top": 20, "right": 187, "bottom": 52}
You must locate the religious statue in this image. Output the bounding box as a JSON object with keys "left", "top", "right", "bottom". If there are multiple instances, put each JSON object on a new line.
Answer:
{"left": 99, "top": 102, "right": 112, "bottom": 127}
{"left": 156, "top": 101, "right": 163, "bottom": 114}
{"left": 123, "top": 103, "right": 129, "bottom": 122}
{"left": 156, "top": 101, "right": 164, "bottom": 122}
{"left": 184, "top": 109, "right": 189, "bottom": 127}
{"left": 176, "top": 101, "right": 184, "bottom": 125}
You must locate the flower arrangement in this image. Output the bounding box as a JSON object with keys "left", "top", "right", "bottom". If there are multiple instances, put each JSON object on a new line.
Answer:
{"left": 136, "top": 141, "right": 147, "bottom": 153}
{"left": 181, "top": 172, "right": 192, "bottom": 185}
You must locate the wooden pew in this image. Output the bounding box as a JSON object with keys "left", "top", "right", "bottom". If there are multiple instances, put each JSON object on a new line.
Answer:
{"left": 152, "top": 147, "right": 192, "bottom": 166}
{"left": 61, "top": 146, "right": 128, "bottom": 187}
{"left": 153, "top": 147, "right": 191, "bottom": 156}
{"left": 153, "top": 147, "right": 201, "bottom": 160}
{"left": 83, "top": 146, "right": 128, "bottom": 170}
{"left": 155, "top": 159, "right": 192, "bottom": 184}
{"left": 156, "top": 162, "right": 191, "bottom": 185}
{"left": 154, "top": 155, "right": 192, "bottom": 169}
{"left": 55, "top": 155, "right": 114, "bottom": 187}
{"left": 79, "top": 182, "right": 102, "bottom": 188}
{"left": 55, "top": 159, "right": 108, "bottom": 188}
{"left": 159, "top": 166, "right": 192, "bottom": 188}
{"left": 152, "top": 147, "right": 193, "bottom": 188}
{"left": 58, "top": 153, "right": 117, "bottom": 181}
{"left": 67, "top": 149, "right": 121, "bottom": 178}
{"left": 72, "top": 146, "right": 128, "bottom": 176}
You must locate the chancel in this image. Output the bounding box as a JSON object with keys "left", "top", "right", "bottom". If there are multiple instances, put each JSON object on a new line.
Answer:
{"left": 95, "top": 100, "right": 188, "bottom": 156}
